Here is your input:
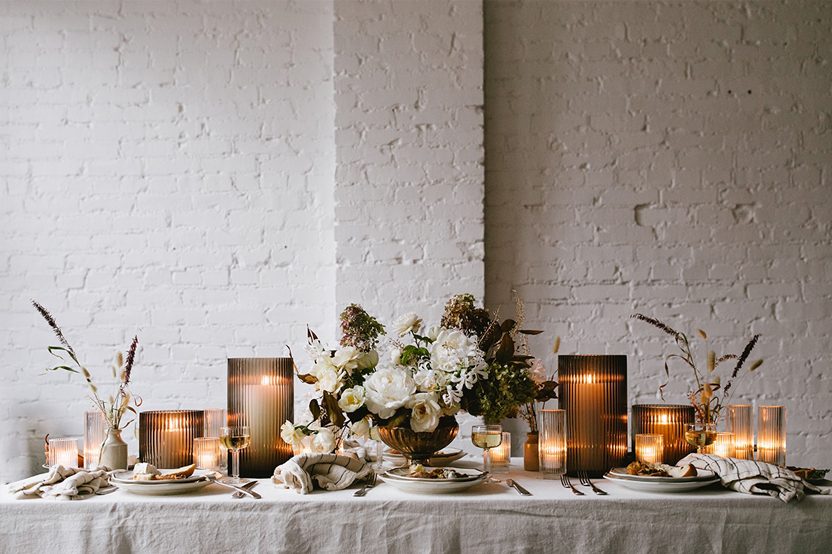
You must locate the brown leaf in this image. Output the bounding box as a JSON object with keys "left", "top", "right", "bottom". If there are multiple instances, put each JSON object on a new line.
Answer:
{"left": 697, "top": 329, "right": 708, "bottom": 340}
{"left": 296, "top": 372, "right": 318, "bottom": 385}
{"left": 500, "top": 319, "right": 516, "bottom": 333}
{"left": 309, "top": 399, "right": 321, "bottom": 420}
{"left": 495, "top": 333, "right": 514, "bottom": 363}
{"left": 323, "top": 391, "right": 345, "bottom": 428}
{"left": 518, "top": 329, "right": 543, "bottom": 335}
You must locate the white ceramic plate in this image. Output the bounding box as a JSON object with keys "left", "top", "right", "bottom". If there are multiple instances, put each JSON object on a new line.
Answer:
{"left": 607, "top": 467, "right": 717, "bottom": 482}
{"left": 603, "top": 470, "right": 720, "bottom": 493}
{"left": 381, "top": 467, "right": 488, "bottom": 494}
{"left": 115, "top": 478, "right": 212, "bottom": 496}
{"left": 384, "top": 466, "right": 484, "bottom": 482}
{"left": 111, "top": 469, "right": 211, "bottom": 485}
{"left": 384, "top": 448, "right": 467, "bottom": 467}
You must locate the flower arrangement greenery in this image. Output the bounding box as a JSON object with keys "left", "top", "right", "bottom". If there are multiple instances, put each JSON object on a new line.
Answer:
{"left": 33, "top": 301, "right": 141, "bottom": 430}
{"left": 631, "top": 313, "right": 762, "bottom": 425}
{"left": 281, "top": 294, "right": 555, "bottom": 452}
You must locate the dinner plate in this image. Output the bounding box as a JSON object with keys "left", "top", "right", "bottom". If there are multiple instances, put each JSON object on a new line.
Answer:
{"left": 111, "top": 469, "right": 212, "bottom": 485}
{"left": 384, "top": 448, "right": 467, "bottom": 467}
{"left": 384, "top": 466, "right": 484, "bottom": 482}
{"left": 381, "top": 468, "right": 488, "bottom": 494}
{"left": 604, "top": 469, "right": 720, "bottom": 493}
{"left": 114, "top": 478, "right": 212, "bottom": 496}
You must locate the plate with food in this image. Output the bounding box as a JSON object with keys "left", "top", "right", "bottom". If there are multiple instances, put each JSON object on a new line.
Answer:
{"left": 112, "top": 463, "right": 209, "bottom": 485}
{"left": 381, "top": 464, "right": 488, "bottom": 494}
{"left": 604, "top": 462, "right": 719, "bottom": 493}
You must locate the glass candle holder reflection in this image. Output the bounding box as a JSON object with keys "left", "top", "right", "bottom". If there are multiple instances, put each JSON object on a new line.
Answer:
{"left": 491, "top": 432, "right": 511, "bottom": 473}
{"left": 539, "top": 409, "right": 566, "bottom": 479}
{"left": 47, "top": 437, "right": 80, "bottom": 468}
{"left": 757, "top": 405, "right": 786, "bottom": 466}
{"left": 139, "top": 410, "right": 205, "bottom": 468}
{"left": 193, "top": 437, "right": 221, "bottom": 471}
{"left": 727, "top": 404, "right": 753, "bottom": 459}
{"left": 631, "top": 404, "right": 695, "bottom": 465}
{"left": 705, "top": 432, "right": 735, "bottom": 458}
{"left": 635, "top": 434, "right": 664, "bottom": 464}
{"left": 84, "top": 411, "right": 108, "bottom": 469}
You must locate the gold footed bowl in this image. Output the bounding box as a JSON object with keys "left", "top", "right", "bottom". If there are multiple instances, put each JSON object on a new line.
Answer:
{"left": 377, "top": 416, "right": 459, "bottom": 465}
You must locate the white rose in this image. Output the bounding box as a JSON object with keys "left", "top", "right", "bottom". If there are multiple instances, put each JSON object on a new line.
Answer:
{"left": 390, "top": 347, "right": 402, "bottom": 365}
{"left": 425, "top": 325, "right": 441, "bottom": 341}
{"left": 406, "top": 392, "right": 441, "bottom": 433}
{"left": 394, "top": 312, "right": 423, "bottom": 337}
{"left": 312, "top": 427, "right": 337, "bottom": 453}
{"left": 280, "top": 420, "right": 305, "bottom": 447}
{"left": 315, "top": 366, "right": 340, "bottom": 393}
{"left": 356, "top": 350, "right": 379, "bottom": 370}
{"left": 351, "top": 417, "right": 371, "bottom": 440}
{"left": 338, "top": 386, "right": 366, "bottom": 413}
{"left": 413, "top": 367, "right": 445, "bottom": 392}
{"left": 363, "top": 366, "right": 417, "bottom": 419}
{"left": 333, "top": 346, "right": 361, "bottom": 371}
{"left": 430, "top": 328, "right": 481, "bottom": 373}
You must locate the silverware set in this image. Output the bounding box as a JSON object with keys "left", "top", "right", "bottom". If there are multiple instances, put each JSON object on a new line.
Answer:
{"left": 560, "top": 472, "right": 607, "bottom": 496}
{"left": 353, "top": 471, "right": 377, "bottom": 497}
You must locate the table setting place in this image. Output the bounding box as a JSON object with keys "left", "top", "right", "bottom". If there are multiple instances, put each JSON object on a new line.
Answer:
{"left": 3, "top": 297, "right": 831, "bottom": 552}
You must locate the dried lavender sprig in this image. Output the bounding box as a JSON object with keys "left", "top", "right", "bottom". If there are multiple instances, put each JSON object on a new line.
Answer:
{"left": 631, "top": 313, "right": 681, "bottom": 338}
{"left": 730, "top": 334, "right": 760, "bottom": 380}
{"left": 123, "top": 335, "right": 139, "bottom": 385}
{"left": 32, "top": 300, "right": 76, "bottom": 357}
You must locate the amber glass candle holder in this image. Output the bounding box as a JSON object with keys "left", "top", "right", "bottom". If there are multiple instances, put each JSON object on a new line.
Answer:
{"left": 539, "top": 409, "right": 567, "bottom": 479}
{"left": 728, "top": 404, "right": 753, "bottom": 460}
{"left": 139, "top": 410, "right": 205, "bottom": 468}
{"left": 635, "top": 434, "right": 664, "bottom": 464}
{"left": 631, "top": 404, "right": 695, "bottom": 465}
{"left": 757, "top": 405, "right": 786, "bottom": 466}
{"left": 705, "top": 432, "right": 735, "bottom": 458}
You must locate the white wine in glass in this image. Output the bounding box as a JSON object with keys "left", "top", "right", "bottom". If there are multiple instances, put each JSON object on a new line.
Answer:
{"left": 471, "top": 424, "right": 502, "bottom": 473}
{"left": 220, "top": 426, "right": 250, "bottom": 483}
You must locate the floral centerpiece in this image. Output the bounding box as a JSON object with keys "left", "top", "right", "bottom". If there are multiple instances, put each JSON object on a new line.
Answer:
{"left": 281, "top": 294, "right": 553, "bottom": 462}
{"left": 631, "top": 313, "right": 763, "bottom": 426}
{"left": 33, "top": 301, "right": 141, "bottom": 469}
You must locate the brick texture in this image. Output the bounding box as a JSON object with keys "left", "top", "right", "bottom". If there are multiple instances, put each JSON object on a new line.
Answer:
{"left": 485, "top": 0, "right": 831, "bottom": 466}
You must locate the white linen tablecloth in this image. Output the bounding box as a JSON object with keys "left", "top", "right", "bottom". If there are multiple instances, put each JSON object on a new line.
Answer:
{"left": 2, "top": 458, "right": 831, "bottom": 554}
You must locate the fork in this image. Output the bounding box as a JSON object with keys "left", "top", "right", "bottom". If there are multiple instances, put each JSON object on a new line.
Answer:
{"left": 560, "top": 474, "right": 584, "bottom": 496}
{"left": 353, "top": 472, "right": 377, "bottom": 497}
{"left": 232, "top": 480, "right": 259, "bottom": 499}
{"left": 578, "top": 471, "right": 607, "bottom": 495}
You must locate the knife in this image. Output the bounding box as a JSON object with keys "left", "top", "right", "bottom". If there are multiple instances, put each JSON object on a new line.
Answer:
{"left": 232, "top": 480, "right": 259, "bottom": 499}
{"left": 506, "top": 479, "right": 532, "bottom": 496}
{"left": 207, "top": 476, "right": 262, "bottom": 499}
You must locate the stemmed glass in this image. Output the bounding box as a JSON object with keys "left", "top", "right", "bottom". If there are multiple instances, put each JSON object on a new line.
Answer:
{"left": 219, "top": 426, "right": 251, "bottom": 484}
{"left": 471, "top": 424, "right": 502, "bottom": 473}
{"left": 684, "top": 423, "right": 716, "bottom": 454}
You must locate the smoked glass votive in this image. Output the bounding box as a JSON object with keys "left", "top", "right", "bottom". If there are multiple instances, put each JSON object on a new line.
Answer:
{"left": 491, "top": 432, "right": 511, "bottom": 473}
{"left": 139, "top": 410, "right": 205, "bottom": 468}
{"left": 635, "top": 434, "right": 664, "bottom": 464}
{"left": 193, "top": 437, "right": 221, "bottom": 471}
{"left": 728, "top": 405, "right": 753, "bottom": 459}
{"left": 47, "top": 437, "right": 80, "bottom": 468}
{"left": 631, "top": 404, "right": 695, "bottom": 464}
{"left": 539, "top": 409, "right": 566, "bottom": 479}
{"left": 757, "top": 405, "right": 786, "bottom": 466}
{"left": 705, "top": 432, "right": 735, "bottom": 458}
{"left": 84, "top": 410, "right": 108, "bottom": 469}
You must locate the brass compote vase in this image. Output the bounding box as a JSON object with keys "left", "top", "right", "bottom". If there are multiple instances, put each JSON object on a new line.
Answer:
{"left": 376, "top": 417, "right": 459, "bottom": 465}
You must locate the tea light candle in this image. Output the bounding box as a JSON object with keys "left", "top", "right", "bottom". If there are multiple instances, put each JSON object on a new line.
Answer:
{"left": 728, "top": 404, "right": 753, "bottom": 459}
{"left": 193, "top": 437, "right": 221, "bottom": 470}
{"left": 491, "top": 432, "right": 511, "bottom": 473}
{"left": 635, "top": 434, "right": 664, "bottom": 464}
{"left": 706, "top": 432, "right": 735, "bottom": 458}
{"left": 47, "top": 437, "right": 80, "bottom": 468}
{"left": 757, "top": 405, "right": 786, "bottom": 466}
{"left": 539, "top": 409, "right": 567, "bottom": 479}
{"left": 631, "top": 404, "right": 695, "bottom": 464}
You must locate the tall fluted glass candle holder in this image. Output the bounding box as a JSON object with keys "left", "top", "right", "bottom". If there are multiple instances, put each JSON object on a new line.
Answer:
{"left": 559, "top": 355, "right": 627, "bottom": 477}
{"left": 705, "top": 432, "right": 735, "bottom": 458}
{"left": 631, "top": 404, "right": 695, "bottom": 465}
{"left": 203, "top": 408, "right": 227, "bottom": 470}
{"left": 728, "top": 404, "right": 753, "bottom": 459}
{"left": 228, "top": 358, "right": 294, "bottom": 477}
{"left": 139, "top": 410, "right": 205, "bottom": 468}
{"left": 635, "top": 434, "right": 664, "bottom": 464}
{"left": 539, "top": 409, "right": 566, "bottom": 478}
{"left": 757, "top": 405, "right": 786, "bottom": 466}
{"left": 83, "top": 410, "right": 108, "bottom": 469}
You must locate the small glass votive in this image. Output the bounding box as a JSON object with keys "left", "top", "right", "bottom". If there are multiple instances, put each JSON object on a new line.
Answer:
{"left": 728, "top": 404, "right": 753, "bottom": 459}
{"left": 491, "top": 432, "right": 511, "bottom": 473}
{"left": 193, "top": 437, "right": 221, "bottom": 471}
{"left": 203, "top": 408, "right": 227, "bottom": 470}
{"left": 47, "top": 437, "right": 80, "bottom": 468}
{"left": 757, "top": 405, "right": 786, "bottom": 466}
{"left": 705, "top": 432, "right": 736, "bottom": 458}
{"left": 635, "top": 434, "right": 664, "bottom": 464}
{"left": 539, "top": 409, "right": 566, "bottom": 479}
{"left": 84, "top": 411, "right": 108, "bottom": 469}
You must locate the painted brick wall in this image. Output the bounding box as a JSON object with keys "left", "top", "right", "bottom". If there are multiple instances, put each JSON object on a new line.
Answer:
{"left": 0, "top": 0, "right": 336, "bottom": 480}
{"left": 485, "top": 0, "right": 832, "bottom": 466}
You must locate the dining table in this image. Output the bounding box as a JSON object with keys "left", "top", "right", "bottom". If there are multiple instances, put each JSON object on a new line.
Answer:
{"left": 2, "top": 458, "right": 831, "bottom": 553}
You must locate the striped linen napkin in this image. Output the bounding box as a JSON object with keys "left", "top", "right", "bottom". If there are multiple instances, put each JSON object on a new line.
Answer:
{"left": 678, "top": 453, "right": 829, "bottom": 503}
{"left": 273, "top": 453, "right": 373, "bottom": 494}
{"left": 8, "top": 466, "right": 112, "bottom": 500}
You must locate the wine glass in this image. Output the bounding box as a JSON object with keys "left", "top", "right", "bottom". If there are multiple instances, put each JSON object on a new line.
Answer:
{"left": 219, "top": 426, "right": 251, "bottom": 483}
{"left": 471, "top": 424, "right": 502, "bottom": 473}
{"left": 684, "top": 423, "right": 717, "bottom": 454}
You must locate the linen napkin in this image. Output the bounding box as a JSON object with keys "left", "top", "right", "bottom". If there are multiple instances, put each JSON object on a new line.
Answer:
{"left": 8, "top": 466, "right": 113, "bottom": 500}
{"left": 678, "top": 453, "right": 829, "bottom": 503}
{"left": 273, "top": 453, "right": 373, "bottom": 494}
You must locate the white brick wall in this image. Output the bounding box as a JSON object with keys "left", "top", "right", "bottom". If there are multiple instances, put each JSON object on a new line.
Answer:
{"left": 485, "top": 0, "right": 832, "bottom": 466}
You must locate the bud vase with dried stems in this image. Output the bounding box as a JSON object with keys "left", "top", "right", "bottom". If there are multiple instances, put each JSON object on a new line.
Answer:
{"left": 524, "top": 432, "right": 539, "bottom": 471}
{"left": 99, "top": 427, "right": 128, "bottom": 470}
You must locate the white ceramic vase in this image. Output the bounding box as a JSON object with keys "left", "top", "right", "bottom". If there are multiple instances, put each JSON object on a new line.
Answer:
{"left": 99, "top": 427, "right": 128, "bottom": 470}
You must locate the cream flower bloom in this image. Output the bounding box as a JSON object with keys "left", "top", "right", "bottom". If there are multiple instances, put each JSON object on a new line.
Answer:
{"left": 394, "top": 312, "right": 423, "bottom": 337}
{"left": 312, "top": 427, "right": 337, "bottom": 453}
{"left": 338, "top": 385, "right": 366, "bottom": 413}
{"left": 364, "top": 366, "right": 417, "bottom": 419}
{"left": 315, "top": 366, "right": 340, "bottom": 393}
{"left": 351, "top": 417, "right": 372, "bottom": 440}
{"left": 406, "top": 392, "right": 442, "bottom": 433}
{"left": 280, "top": 420, "right": 305, "bottom": 447}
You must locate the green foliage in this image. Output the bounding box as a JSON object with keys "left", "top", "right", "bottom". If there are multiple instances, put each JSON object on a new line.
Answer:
{"left": 399, "top": 344, "right": 430, "bottom": 366}
{"left": 463, "top": 362, "right": 537, "bottom": 424}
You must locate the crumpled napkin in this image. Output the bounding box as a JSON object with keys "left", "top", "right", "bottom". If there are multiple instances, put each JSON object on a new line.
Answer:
{"left": 8, "top": 466, "right": 113, "bottom": 500}
{"left": 273, "top": 453, "right": 373, "bottom": 495}
{"left": 678, "top": 453, "right": 829, "bottom": 503}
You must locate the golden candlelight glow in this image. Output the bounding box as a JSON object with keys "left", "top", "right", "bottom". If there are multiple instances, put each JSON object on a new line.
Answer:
{"left": 635, "top": 434, "right": 663, "bottom": 464}
{"left": 631, "top": 404, "right": 695, "bottom": 465}
{"left": 539, "top": 409, "right": 566, "bottom": 478}
{"left": 193, "top": 437, "right": 221, "bottom": 470}
{"left": 140, "top": 410, "right": 205, "bottom": 468}
{"left": 705, "top": 432, "right": 735, "bottom": 458}
{"left": 757, "top": 405, "right": 786, "bottom": 466}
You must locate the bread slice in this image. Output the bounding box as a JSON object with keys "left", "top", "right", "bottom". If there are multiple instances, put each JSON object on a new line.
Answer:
{"left": 155, "top": 463, "right": 197, "bottom": 480}
{"left": 667, "top": 464, "right": 697, "bottom": 478}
